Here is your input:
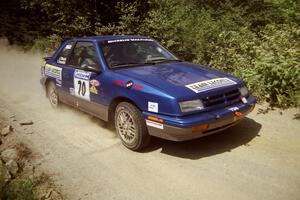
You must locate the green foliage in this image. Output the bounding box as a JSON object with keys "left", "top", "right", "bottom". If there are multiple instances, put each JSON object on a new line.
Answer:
{"left": 254, "top": 24, "right": 300, "bottom": 106}
{"left": 0, "top": 0, "right": 299, "bottom": 107}
{"left": 96, "top": 2, "right": 142, "bottom": 35}
{"left": 141, "top": 0, "right": 201, "bottom": 61}
{"left": 1, "top": 160, "right": 36, "bottom": 200}
{"left": 31, "top": 34, "right": 62, "bottom": 55}
{"left": 3, "top": 177, "right": 36, "bottom": 200}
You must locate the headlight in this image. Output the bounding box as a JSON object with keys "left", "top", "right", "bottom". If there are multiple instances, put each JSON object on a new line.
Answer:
{"left": 179, "top": 99, "right": 204, "bottom": 112}
{"left": 239, "top": 86, "right": 249, "bottom": 97}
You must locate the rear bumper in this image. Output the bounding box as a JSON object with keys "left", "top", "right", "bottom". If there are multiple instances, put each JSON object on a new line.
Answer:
{"left": 144, "top": 96, "right": 256, "bottom": 141}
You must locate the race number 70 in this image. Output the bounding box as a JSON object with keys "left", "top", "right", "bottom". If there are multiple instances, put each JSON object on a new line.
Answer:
{"left": 77, "top": 80, "right": 86, "bottom": 96}
{"left": 74, "top": 78, "right": 90, "bottom": 100}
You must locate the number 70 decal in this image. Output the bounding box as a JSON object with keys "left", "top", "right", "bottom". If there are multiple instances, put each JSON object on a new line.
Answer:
{"left": 74, "top": 70, "right": 91, "bottom": 101}
{"left": 77, "top": 80, "right": 87, "bottom": 96}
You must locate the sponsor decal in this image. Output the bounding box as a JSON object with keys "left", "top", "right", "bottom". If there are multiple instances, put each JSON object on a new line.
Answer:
{"left": 107, "top": 38, "right": 153, "bottom": 43}
{"left": 228, "top": 106, "right": 239, "bottom": 112}
{"left": 186, "top": 78, "right": 237, "bottom": 93}
{"left": 113, "top": 80, "right": 126, "bottom": 85}
{"left": 148, "top": 102, "right": 158, "bottom": 113}
{"left": 113, "top": 80, "right": 143, "bottom": 90}
{"left": 133, "top": 85, "right": 143, "bottom": 90}
{"left": 146, "top": 120, "right": 164, "bottom": 130}
{"left": 65, "top": 44, "right": 73, "bottom": 50}
{"left": 90, "top": 79, "right": 100, "bottom": 87}
{"left": 45, "top": 64, "right": 62, "bottom": 83}
{"left": 45, "top": 64, "right": 62, "bottom": 80}
{"left": 126, "top": 80, "right": 133, "bottom": 89}
{"left": 90, "top": 85, "right": 98, "bottom": 94}
{"left": 74, "top": 70, "right": 92, "bottom": 101}
{"left": 241, "top": 97, "right": 248, "bottom": 104}
{"left": 74, "top": 70, "right": 91, "bottom": 80}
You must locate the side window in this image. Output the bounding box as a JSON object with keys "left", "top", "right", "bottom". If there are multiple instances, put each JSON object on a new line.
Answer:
{"left": 69, "top": 42, "right": 100, "bottom": 70}
{"left": 56, "top": 42, "right": 74, "bottom": 65}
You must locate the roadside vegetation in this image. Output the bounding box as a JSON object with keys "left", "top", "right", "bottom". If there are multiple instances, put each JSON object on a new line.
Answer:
{"left": 0, "top": 0, "right": 299, "bottom": 107}
{"left": 0, "top": 115, "right": 63, "bottom": 200}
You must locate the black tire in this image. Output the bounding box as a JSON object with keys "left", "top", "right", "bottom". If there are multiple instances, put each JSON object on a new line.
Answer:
{"left": 46, "top": 81, "right": 59, "bottom": 108}
{"left": 115, "top": 102, "right": 151, "bottom": 151}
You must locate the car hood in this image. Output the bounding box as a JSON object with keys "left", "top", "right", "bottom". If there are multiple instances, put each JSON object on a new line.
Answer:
{"left": 115, "top": 62, "right": 243, "bottom": 99}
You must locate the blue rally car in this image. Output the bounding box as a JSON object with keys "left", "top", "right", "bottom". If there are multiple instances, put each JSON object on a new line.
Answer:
{"left": 40, "top": 35, "right": 256, "bottom": 150}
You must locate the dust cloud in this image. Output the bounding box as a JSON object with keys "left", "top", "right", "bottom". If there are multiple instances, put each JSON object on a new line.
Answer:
{"left": 0, "top": 39, "right": 45, "bottom": 102}
{"left": 0, "top": 38, "right": 117, "bottom": 150}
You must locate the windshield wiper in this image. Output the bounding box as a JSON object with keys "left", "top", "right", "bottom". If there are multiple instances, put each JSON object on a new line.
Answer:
{"left": 112, "top": 63, "right": 141, "bottom": 68}
{"left": 111, "top": 62, "right": 156, "bottom": 68}
{"left": 111, "top": 59, "right": 182, "bottom": 68}
{"left": 147, "top": 58, "right": 183, "bottom": 63}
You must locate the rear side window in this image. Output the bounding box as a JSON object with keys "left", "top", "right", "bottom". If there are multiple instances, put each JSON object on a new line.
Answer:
{"left": 56, "top": 42, "right": 74, "bottom": 65}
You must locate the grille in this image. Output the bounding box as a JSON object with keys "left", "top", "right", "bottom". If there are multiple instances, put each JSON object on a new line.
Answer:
{"left": 202, "top": 89, "right": 241, "bottom": 107}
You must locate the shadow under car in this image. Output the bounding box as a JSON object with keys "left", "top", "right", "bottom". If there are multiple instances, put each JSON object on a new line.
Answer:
{"left": 141, "top": 117, "right": 261, "bottom": 159}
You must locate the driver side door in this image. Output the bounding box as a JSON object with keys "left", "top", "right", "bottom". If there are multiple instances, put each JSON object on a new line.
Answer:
{"left": 62, "top": 41, "right": 104, "bottom": 117}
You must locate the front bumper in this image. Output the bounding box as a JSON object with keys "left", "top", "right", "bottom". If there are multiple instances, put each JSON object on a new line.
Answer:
{"left": 144, "top": 96, "right": 256, "bottom": 141}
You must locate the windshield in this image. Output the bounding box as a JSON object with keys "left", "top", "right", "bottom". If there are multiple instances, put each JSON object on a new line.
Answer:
{"left": 99, "top": 39, "right": 179, "bottom": 69}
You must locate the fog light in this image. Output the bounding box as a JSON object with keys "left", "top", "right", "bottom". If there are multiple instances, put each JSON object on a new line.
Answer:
{"left": 234, "top": 111, "right": 243, "bottom": 117}
{"left": 147, "top": 116, "right": 164, "bottom": 123}
{"left": 192, "top": 124, "right": 208, "bottom": 133}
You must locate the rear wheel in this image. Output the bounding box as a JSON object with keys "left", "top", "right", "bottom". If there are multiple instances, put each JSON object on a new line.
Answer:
{"left": 115, "top": 102, "right": 151, "bottom": 151}
{"left": 46, "top": 81, "right": 59, "bottom": 108}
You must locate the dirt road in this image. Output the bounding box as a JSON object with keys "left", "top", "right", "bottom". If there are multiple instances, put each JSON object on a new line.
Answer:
{"left": 0, "top": 40, "right": 299, "bottom": 200}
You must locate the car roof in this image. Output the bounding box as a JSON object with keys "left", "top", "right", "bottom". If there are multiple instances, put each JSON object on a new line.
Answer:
{"left": 71, "top": 35, "right": 150, "bottom": 42}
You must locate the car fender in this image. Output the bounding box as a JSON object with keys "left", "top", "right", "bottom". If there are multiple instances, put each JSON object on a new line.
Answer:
{"left": 105, "top": 74, "right": 179, "bottom": 116}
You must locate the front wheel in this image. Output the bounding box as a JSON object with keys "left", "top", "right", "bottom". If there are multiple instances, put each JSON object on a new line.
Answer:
{"left": 115, "top": 102, "right": 151, "bottom": 151}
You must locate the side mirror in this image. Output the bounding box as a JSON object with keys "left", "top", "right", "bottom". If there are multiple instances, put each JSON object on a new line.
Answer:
{"left": 82, "top": 64, "right": 101, "bottom": 74}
